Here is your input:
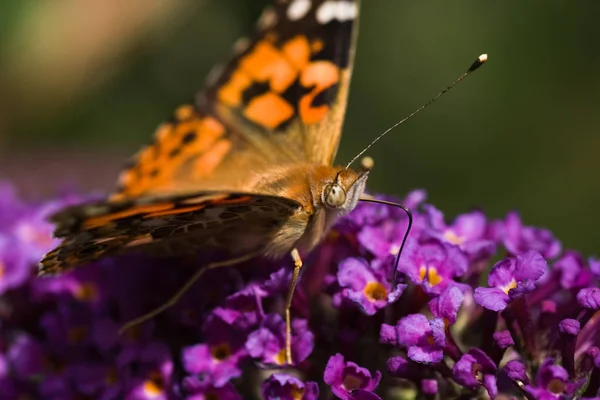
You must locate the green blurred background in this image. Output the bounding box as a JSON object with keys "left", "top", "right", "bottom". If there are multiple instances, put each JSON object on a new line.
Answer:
{"left": 1, "top": 1, "right": 599, "bottom": 255}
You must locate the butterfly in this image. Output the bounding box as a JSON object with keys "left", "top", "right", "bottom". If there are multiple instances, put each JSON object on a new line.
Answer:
{"left": 40, "top": 0, "right": 368, "bottom": 365}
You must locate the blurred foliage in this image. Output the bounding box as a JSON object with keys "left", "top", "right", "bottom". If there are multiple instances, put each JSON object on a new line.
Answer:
{"left": 1, "top": 0, "right": 599, "bottom": 255}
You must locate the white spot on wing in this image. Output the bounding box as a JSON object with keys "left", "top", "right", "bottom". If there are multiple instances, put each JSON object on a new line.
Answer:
{"left": 205, "top": 63, "right": 224, "bottom": 86}
{"left": 287, "top": 0, "right": 312, "bottom": 21}
{"left": 233, "top": 37, "right": 250, "bottom": 54}
{"left": 258, "top": 7, "right": 278, "bottom": 29}
{"left": 316, "top": 0, "right": 357, "bottom": 24}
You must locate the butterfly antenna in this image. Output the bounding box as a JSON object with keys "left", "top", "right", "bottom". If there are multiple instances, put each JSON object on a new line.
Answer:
{"left": 346, "top": 54, "right": 488, "bottom": 169}
{"left": 358, "top": 197, "right": 413, "bottom": 290}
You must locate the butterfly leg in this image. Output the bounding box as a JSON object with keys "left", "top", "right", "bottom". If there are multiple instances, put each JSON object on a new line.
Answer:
{"left": 118, "top": 252, "right": 257, "bottom": 335}
{"left": 284, "top": 248, "right": 303, "bottom": 365}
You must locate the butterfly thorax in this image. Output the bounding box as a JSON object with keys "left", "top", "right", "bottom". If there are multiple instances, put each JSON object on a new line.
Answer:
{"left": 249, "top": 163, "right": 369, "bottom": 257}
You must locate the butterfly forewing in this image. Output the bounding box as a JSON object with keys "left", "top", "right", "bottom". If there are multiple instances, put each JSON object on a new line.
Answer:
{"left": 114, "top": 0, "right": 360, "bottom": 200}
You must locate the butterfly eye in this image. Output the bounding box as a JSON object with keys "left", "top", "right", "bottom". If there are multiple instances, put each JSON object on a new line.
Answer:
{"left": 323, "top": 183, "right": 347, "bottom": 208}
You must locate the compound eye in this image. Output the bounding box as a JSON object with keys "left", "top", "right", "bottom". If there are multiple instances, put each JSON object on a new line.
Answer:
{"left": 324, "top": 183, "right": 347, "bottom": 208}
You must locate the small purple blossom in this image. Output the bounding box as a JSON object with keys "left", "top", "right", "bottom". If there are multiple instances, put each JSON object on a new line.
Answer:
{"left": 421, "top": 379, "right": 438, "bottom": 395}
{"left": 474, "top": 250, "right": 547, "bottom": 311}
{"left": 245, "top": 313, "right": 314, "bottom": 366}
{"left": 577, "top": 287, "right": 600, "bottom": 309}
{"left": 504, "top": 359, "right": 529, "bottom": 384}
{"left": 423, "top": 205, "right": 496, "bottom": 261}
{"left": 559, "top": 318, "right": 581, "bottom": 336}
{"left": 337, "top": 257, "right": 405, "bottom": 315}
{"left": 395, "top": 314, "right": 445, "bottom": 364}
{"left": 261, "top": 373, "right": 319, "bottom": 400}
{"left": 0, "top": 238, "right": 30, "bottom": 294}
{"left": 493, "top": 330, "right": 514, "bottom": 349}
{"left": 324, "top": 353, "right": 381, "bottom": 400}
{"left": 452, "top": 349, "right": 498, "bottom": 398}
{"left": 182, "top": 311, "right": 248, "bottom": 387}
{"left": 489, "top": 211, "right": 561, "bottom": 259}
{"left": 397, "top": 239, "right": 468, "bottom": 295}
{"left": 552, "top": 251, "right": 594, "bottom": 289}
{"left": 523, "top": 358, "right": 575, "bottom": 399}
{"left": 428, "top": 285, "right": 464, "bottom": 324}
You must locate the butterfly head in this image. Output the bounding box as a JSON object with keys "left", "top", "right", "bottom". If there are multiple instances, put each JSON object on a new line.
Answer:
{"left": 322, "top": 162, "right": 371, "bottom": 215}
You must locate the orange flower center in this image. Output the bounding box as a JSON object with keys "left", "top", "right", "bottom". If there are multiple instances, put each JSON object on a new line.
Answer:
{"left": 68, "top": 326, "right": 87, "bottom": 343}
{"left": 444, "top": 230, "right": 464, "bottom": 245}
{"left": 290, "top": 385, "right": 305, "bottom": 400}
{"left": 501, "top": 279, "right": 517, "bottom": 295}
{"left": 471, "top": 363, "right": 483, "bottom": 382}
{"left": 342, "top": 374, "right": 363, "bottom": 391}
{"left": 363, "top": 282, "right": 388, "bottom": 302}
{"left": 0, "top": 262, "right": 5, "bottom": 279}
{"left": 274, "top": 348, "right": 287, "bottom": 366}
{"left": 75, "top": 282, "right": 99, "bottom": 302}
{"left": 547, "top": 378, "right": 565, "bottom": 394}
{"left": 419, "top": 266, "right": 443, "bottom": 286}
{"left": 211, "top": 343, "right": 232, "bottom": 361}
{"left": 142, "top": 371, "right": 164, "bottom": 397}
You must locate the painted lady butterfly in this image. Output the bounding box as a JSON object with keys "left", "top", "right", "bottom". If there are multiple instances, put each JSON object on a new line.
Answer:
{"left": 39, "top": 0, "right": 486, "bottom": 364}
{"left": 41, "top": 0, "right": 364, "bottom": 364}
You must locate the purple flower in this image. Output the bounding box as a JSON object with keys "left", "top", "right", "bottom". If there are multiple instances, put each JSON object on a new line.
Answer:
{"left": 397, "top": 239, "right": 468, "bottom": 296}
{"left": 394, "top": 314, "right": 445, "bottom": 364}
{"left": 559, "top": 318, "right": 581, "bottom": 336}
{"left": 452, "top": 348, "right": 498, "bottom": 398}
{"left": 246, "top": 313, "right": 314, "bottom": 366}
{"left": 421, "top": 379, "right": 438, "bottom": 395}
{"left": 347, "top": 191, "right": 427, "bottom": 263}
{"left": 337, "top": 258, "right": 405, "bottom": 315}
{"left": 489, "top": 211, "right": 561, "bottom": 259}
{"left": 125, "top": 342, "right": 174, "bottom": 400}
{"left": 261, "top": 373, "right": 319, "bottom": 400}
{"left": 523, "top": 358, "right": 577, "bottom": 399}
{"left": 0, "top": 237, "right": 30, "bottom": 294}
{"left": 552, "top": 250, "right": 594, "bottom": 289}
{"left": 474, "top": 250, "right": 547, "bottom": 311}
{"left": 428, "top": 285, "right": 464, "bottom": 324}
{"left": 3, "top": 177, "right": 600, "bottom": 398}
{"left": 422, "top": 205, "right": 496, "bottom": 261}
{"left": 6, "top": 334, "right": 45, "bottom": 379}
{"left": 493, "top": 330, "right": 514, "bottom": 349}
{"left": 12, "top": 202, "right": 62, "bottom": 264}
{"left": 182, "top": 311, "right": 248, "bottom": 387}
{"left": 503, "top": 359, "right": 530, "bottom": 384}
{"left": 324, "top": 353, "right": 381, "bottom": 400}
{"left": 577, "top": 287, "right": 600, "bottom": 310}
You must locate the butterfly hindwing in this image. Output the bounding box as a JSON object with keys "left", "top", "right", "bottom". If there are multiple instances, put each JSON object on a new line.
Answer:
{"left": 113, "top": 0, "right": 360, "bottom": 200}
{"left": 39, "top": 192, "right": 303, "bottom": 274}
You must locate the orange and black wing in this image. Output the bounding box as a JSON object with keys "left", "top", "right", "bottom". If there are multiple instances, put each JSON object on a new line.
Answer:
{"left": 113, "top": 0, "right": 361, "bottom": 200}
{"left": 39, "top": 193, "right": 301, "bottom": 274}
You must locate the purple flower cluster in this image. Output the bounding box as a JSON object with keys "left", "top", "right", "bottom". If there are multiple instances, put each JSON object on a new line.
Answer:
{"left": 1, "top": 182, "right": 599, "bottom": 399}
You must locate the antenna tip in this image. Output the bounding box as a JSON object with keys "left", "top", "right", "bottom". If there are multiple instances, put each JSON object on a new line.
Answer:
{"left": 361, "top": 156, "right": 374, "bottom": 171}
{"left": 468, "top": 53, "right": 488, "bottom": 72}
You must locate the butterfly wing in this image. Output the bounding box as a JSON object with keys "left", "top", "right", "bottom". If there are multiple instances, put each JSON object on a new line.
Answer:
{"left": 113, "top": 0, "right": 360, "bottom": 200}
{"left": 39, "top": 193, "right": 303, "bottom": 274}
{"left": 40, "top": 0, "right": 361, "bottom": 273}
